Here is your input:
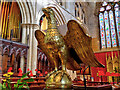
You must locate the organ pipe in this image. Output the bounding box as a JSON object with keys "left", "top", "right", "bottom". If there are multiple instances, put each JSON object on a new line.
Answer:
{"left": 0, "top": 1, "right": 21, "bottom": 40}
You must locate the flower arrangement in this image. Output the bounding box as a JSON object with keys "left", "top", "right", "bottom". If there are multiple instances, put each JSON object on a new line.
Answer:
{"left": 0, "top": 69, "right": 34, "bottom": 90}
{"left": 0, "top": 72, "right": 14, "bottom": 90}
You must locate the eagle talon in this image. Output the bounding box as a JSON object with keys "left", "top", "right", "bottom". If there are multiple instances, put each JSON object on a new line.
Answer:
{"left": 45, "top": 69, "right": 57, "bottom": 79}
{"left": 45, "top": 70, "right": 72, "bottom": 89}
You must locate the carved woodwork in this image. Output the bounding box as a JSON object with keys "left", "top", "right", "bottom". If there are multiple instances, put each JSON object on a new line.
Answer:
{"left": 106, "top": 52, "right": 120, "bottom": 83}
{"left": 106, "top": 54, "right": 113, "bottom": 73}
{"left": 106, "top": 54, "right": 113, "bottom": 82}
{"left": 0, "top": 39, "right": 28, "bottom": 73}
{"left": 113, "top": 53, "right": 119, "bottom": 73}
{"left": 37, "top": 48, "right": 50, "bottom": 76}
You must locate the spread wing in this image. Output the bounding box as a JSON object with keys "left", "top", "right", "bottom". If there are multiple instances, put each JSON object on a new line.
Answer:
{"left": 35, "top": 30, "right": 81, "bottom": 70}
{"left": 35, "top": 30, "right": 59, "bottom": 68}
{"left": 66, "top": 56, "right": 82, "bottom": 71}
{"left": 64, "top": 20, "right": 105, "bottom": 68}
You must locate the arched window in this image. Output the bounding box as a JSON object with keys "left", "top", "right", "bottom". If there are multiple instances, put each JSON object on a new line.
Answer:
{"left": 0, "top": 2, "right": 21, "bottom": 41}
{"left": 99, "top": 13, "right": 106, "bottom": 48}
{"left": 114, "top": 4, "right": 120, "bottom": 46}
{"left": 75, "top": 3, "right": 86, "bottom": 24}
{"left": 104, "top": 11, "right": 111, "bottom": 48}
{"left": 99, "top": 1, "right": 120, "bottom": 49}
{"left": 39, "top": 14, "right": 47, "bottom": 35}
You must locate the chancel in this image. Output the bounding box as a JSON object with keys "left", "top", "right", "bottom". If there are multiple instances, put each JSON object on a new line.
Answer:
{"left": 0, "top": 0, "right": 120, "bottom": 90}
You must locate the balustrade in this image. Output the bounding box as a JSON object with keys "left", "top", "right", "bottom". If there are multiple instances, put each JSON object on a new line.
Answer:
{"left": 0, "top": 38, "right": 52, "bottom": 77}
{"left": 0, "top": 38, "right": 28, "bottom": 74}
{"left": 37, "top": 48, "right": 51, "bottom": 76}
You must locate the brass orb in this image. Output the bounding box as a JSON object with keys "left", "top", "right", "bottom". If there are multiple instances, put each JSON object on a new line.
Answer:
{"left": 45, "top": 70, "right": 73, "bottom": 89}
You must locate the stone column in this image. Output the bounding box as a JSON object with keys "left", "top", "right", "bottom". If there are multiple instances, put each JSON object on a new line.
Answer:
{"left": 65, "top": 2, "right": 69, "bottom": 11}
{"left": 20, "top": 57, "right": 25, "bottom": 73}
{"left": 66, "top": 0, "right": 75, "bottom": 16}
{"left": 20, "top": 25, "right": 26, "bottom": 72}
{"left": 31, "top": 25, "right": 38, "bottom": 75}
{"left": 71, "top": 2, "right": 75, "bottom": 17}
{"left": 79, "top": 7, "right": 82, "bottom": 20}
{"left": 62, "top": 0, "right": 66, "bottom": 8}
{"left": 27, "top": 26, "right": 29, "bottom": 45}
{"left": 27, "top": 25, "right": 33, "bottom": 72}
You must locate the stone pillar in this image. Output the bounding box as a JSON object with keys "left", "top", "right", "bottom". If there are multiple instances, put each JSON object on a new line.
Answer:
{"left": 66, "top": 2, "right": 71, "bottom": 13}
{"left": 21, "top": 25, "right": 27, "bottom": 44}
{"left": 31, "top": 25, "right": 38, "bottom": 75}
{"left": 62, "top": 0, "right": 66, "bottom": 8}
{"left": 66, "top": 0, "right": 75, "bottom": 16}
{"left": 27, "top": 25, "right": 33, "bottom": 72}
{"left": 79, "top": 7, "right": 82, "bottom": 20}
{"left": 65, "top": 2, "right": 69, "bottom": 11}
{"left": 20, "top": 25, "right": 26, "bottom": 72}
{"left": 71, "top": 2, "right": 75, "bottom": 17}
{"left": 20, "top": 56, "right": 25, "bottom": 72}
{"left": 27, "top": 26, "right": 29, "bottom": 44}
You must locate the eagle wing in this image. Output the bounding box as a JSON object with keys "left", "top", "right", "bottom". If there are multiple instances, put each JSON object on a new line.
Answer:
{"left": 35, "top": 30, "right": 59, "bottom": 68}
{"left": 35, "top": 30, "right": 81, "bottom": 70}
{"left": 64, "top": 20, "right": 105, "bottom": 68}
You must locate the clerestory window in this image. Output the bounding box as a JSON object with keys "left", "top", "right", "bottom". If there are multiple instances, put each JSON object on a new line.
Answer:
{"left": 99, "top": 1, "right": 120, "bottom": 49}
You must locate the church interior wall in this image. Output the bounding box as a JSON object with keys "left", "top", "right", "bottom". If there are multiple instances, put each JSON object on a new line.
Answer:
{"left": 1, "top": 0, "right": 120, "bottom": 84}
{"left": 0, "top": 0, "right": 104, "bottom": 74}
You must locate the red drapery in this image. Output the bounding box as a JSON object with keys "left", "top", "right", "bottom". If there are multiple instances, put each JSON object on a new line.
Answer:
{"left": 91, "top": 51, "right": 119, "bottom": 82}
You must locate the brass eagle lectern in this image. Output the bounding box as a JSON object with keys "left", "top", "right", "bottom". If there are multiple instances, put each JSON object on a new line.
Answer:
{"left": 35, "top": 7, "right": 104, "bottom": 89}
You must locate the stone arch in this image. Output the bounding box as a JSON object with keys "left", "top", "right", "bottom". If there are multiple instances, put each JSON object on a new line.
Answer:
{"left": 27, "top": 0, "right": 35, "bottom": 23}
{"left": 16, "top": 1, "right": 37, "bottom": 74}
{"left": 16, "top": 0, "right": 26, "bottom": 23}
{"left": 16, "top": 0, "right": 34, "bottom": 23}
{"left": 49, "top": 6, "right": 66, "bottom": 25}
{"left": 51, "top": 6, "right": 66, "bottom": 25}
{"left": 38, "top": 6, "right": 66, "bottom": 27}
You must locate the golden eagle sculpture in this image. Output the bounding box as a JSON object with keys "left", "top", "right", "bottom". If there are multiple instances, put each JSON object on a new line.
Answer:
{"left": 35, "top": 7, "right": 104, "bottom": 89}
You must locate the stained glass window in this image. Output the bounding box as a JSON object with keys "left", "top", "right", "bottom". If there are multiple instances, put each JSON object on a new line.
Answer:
{"left": 100, "top": 7, "right": 105, "bottom": 12}
{"left": 106, "top": 5, "right": 111, "bottom": 10}
{"left": 109, "top": 10, "right": 117, "bottom": 47}
{"left": 99, "top": 2, "right": 120, "bottom": 49}
{"left": 104, "top": 11, "right": 111, "bottom": 48}
{"left": 115, "top": 4, "right": 120, "bottom": 46}
{"left": 102, "top": 1, "right": 107, "bottom": 6}
{"left": 99, "top": 13, "right": 106, "bottom": 48}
